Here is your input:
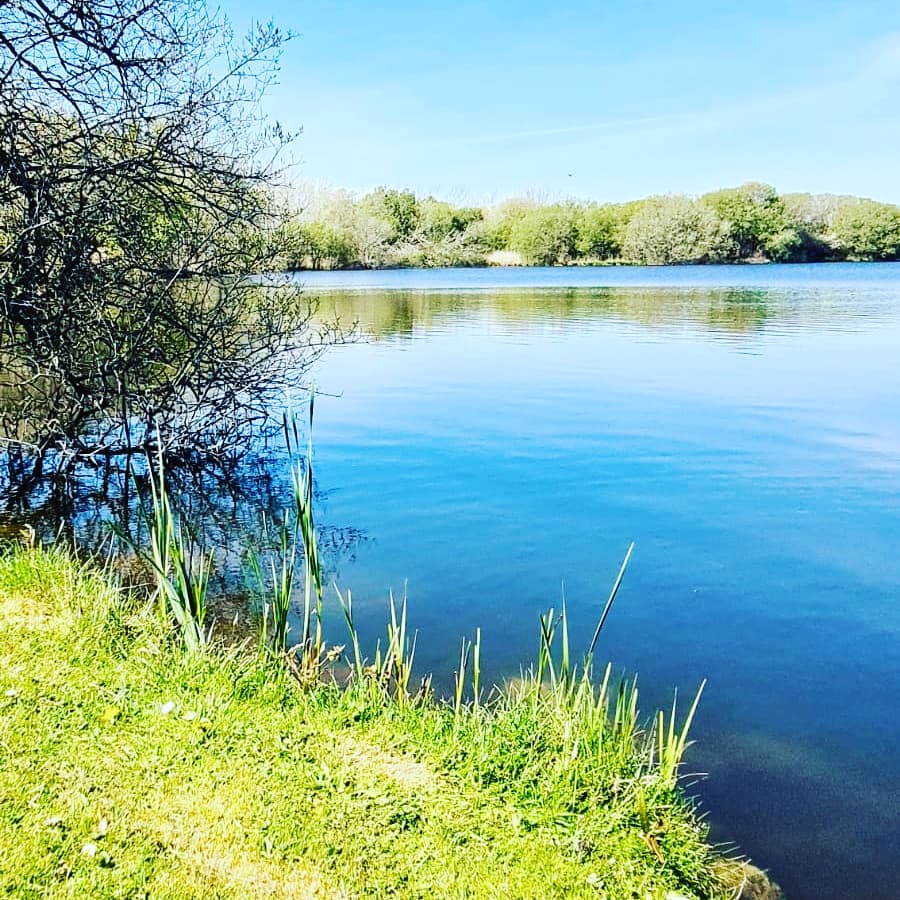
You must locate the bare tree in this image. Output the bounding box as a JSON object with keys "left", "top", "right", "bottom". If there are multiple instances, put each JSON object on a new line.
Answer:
{"left": 0, "top": 0, "right": 331, "bottom": 472}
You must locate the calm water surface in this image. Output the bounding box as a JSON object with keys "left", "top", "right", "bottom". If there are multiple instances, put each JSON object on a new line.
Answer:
{"left": 299, "top": 264, "right": 900, "bottom": 900}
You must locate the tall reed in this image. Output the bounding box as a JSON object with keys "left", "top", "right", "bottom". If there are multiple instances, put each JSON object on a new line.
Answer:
{"left": 654, "top": 679, "right": 706, "bottom": 789}
{"left": 137, "top": 447, "right": 211, "bottom": 651}
{"left": 250, "top": 392, "right": 340, "bottom": 682}
{"left": 248, "top": 510, "right": 297, "bottom": 653}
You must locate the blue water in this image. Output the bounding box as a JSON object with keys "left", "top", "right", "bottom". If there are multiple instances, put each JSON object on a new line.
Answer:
{"left": 294, "top": 260, "right": 900, "bottom": 291}
{"left": 298, "top": 265, "right": 900, "bottom": 900}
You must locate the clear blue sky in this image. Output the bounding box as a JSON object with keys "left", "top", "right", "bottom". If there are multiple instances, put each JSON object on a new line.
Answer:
{"left": 220, "top": 0, "right": 900, "bottom": 204}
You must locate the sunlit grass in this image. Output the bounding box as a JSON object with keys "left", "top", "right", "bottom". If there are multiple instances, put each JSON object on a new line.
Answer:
{"left": 0, "top": 542, "right": 761, "bottom": 899}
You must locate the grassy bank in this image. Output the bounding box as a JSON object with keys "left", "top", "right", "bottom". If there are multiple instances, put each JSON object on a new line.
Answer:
{"left": 0, "top": 546, "right": 762, "bottom": 898}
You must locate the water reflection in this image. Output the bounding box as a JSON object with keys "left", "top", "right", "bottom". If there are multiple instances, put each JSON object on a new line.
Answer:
{"left": 302, "top": 281, "right": 900, "bottom": 900}
{"left": 313, "top": 285, "right": 895, "bottom": 343}
{"left": 0, "top": 447, "right": 365, "bottom": 598}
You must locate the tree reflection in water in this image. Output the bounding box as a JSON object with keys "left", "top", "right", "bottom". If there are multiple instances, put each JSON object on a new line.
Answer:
{"left": 0, "top": 446, "right": 365, "bottom": 622}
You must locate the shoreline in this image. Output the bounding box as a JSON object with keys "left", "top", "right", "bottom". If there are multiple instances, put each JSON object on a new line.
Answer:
{"left": 285, "top": 256, "right": 897, "bottom": 273}
{"left": 0, "top": 544, "right": 784, "bottom": 898}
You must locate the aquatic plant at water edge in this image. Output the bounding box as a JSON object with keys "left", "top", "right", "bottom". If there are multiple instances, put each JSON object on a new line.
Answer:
{"left": 249, "top": 395, "right": 343, "bottom": 684}
{"left": 137, "top": 449, "right": 212, "bottom": 652}
{"left": 117, "top": 399, "right": 709, "bottom": 884}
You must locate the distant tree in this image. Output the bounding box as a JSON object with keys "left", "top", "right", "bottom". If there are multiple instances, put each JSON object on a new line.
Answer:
{"left": 418, "top": 198, "right": 456, "bottom": 242}
{"left": 285, "top": 221, "right": 355, "bottom": 269}
{"left": 702, "top": 182, "right": 796, "bottom": 260}
{"left": 782, "top": 193, "right": 843, "bottom": 236}
{"left": 453, "top": 207, "right": 485, "bottom": 232}
{"left": 272, "top": 184, "right": 900, "bottom": 271}
{"left": 362, "top": 188, "right": 421, "bottom": 242}
{"left": 507, "top": 205, "right": 578, "bottom": 265}
{"left": 351, "top": 210, "right": 394, "bottom": 267}
{"left": 779, "top": 192, "right": 847, "bottom": 261}
{"left": 482, "top": 199, "right": 537, "bottom": 251}
{"left": 574, "top": 204, "right": 623, "bottom": 259}
{"left": 762, "top": 228, "right": 805, "bottom": 263}
{"left": 622, "top": 196, "right": 734, "bottom": 264}
{"left": 830, "top": 199, "right": 900, "bottom": 261}
{"left": 299, "top": 187, "right": 391, "bottom": 267}
{"left": 418, "top": 198, "right": 483, "bottom": 242}
{"left": 381, "top": 197, "right": 487, "bottom": 267}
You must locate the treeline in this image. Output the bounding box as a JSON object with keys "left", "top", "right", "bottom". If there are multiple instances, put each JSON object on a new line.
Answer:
{"left": 278, "top": 183, "right": 900, "bottom": 269}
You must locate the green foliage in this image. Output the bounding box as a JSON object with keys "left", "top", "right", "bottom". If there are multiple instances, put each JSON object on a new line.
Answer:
{"left": 763, "top": 228, "right": 805, "bottom": 263}
{"left": 388, "top": 240, "right": 487, "bottom": 268}
{"left": 418, "top": 197, "right": 458, "bottom": 241}
{"left": 830, "top": 199, "right": 900, "bottom": 261}
{"left": 478, "top": 198, "right": 537, "bottom": 252}
{"left": 655, "top": 682, "right": 706, "bottom": 790}
{"left": 508, "top": 204, "right": 579, "bottom": 265}
{"left": 418, "top": 197, "right": 483, "bottom": 242}
{"left": 115, "top": 450, "right": 211, "bottom": 652}
{"left": 363, "top": 188, "right": 422, "bottom": 242}
{"left": 300, "top": 186, "right": 393, "bottom": 267}
{"left": 702, "top": 182, "right": 796, "bottom": 260}
{"left": 284, "top": 221, "right": 356, "bottom": 270}
{"left": 782, "top": 192, "right": 844, "bottom": 236}
{"left": 574, "top": 203, "right": 625, "bottom": 259}
{"left": 622, "top": 196, "right": 734, "bottom": 265}
{"left": 282, "top": 183, "right": 900, "bottom": 269}
{"left": 249, "top": 394, "right": 337, "bottom": 685}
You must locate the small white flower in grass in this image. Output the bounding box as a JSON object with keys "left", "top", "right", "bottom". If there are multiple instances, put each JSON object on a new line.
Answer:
{"left": 160, "top": 701, "right": 175, "bottom": 715}
{"left": 4, "top": 688, "right": 18, "bottom": 698}
{"left": 43, "top": 816, "right": 63, "bottom": 827}
{"left": 183, "top": 711, "right": 197, "bottom": 721}
{"left": 586, "top": 873, "right": 600, "bottom": 886}
{"left": 81, "top": 843, "right": 97, "bottom": 858}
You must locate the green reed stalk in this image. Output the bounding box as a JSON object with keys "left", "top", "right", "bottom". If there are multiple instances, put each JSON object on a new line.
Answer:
{"left": 335, "top": 585, "right": 364, "bottom": 683}
{"left": 288, "top": 394, "right": 323, "bottom": 661}
{"left": 143, "top": 447, "right": 210, "bottom": 652}
{"left": 248, "top": 510, "right": 298, "bottom": 654}
{"left": 538, "top": 606, "right": 556, "bottom": 688}
{"left": 384, "top": 590, "right": 417, "bottom": 704}
{"left": 655, "top": 679, "right": 706, "bottom": 789}
{"left": 559, "top": 597, "right": 571, "bottom": 691}
{"left": 472, "top": 627, "right": 482, "bottom": 712}
{"left": 587, "top": 542, "right": 634, "bottom": 660}
{"left": 454, "top": 635, "right": 471, "bottom": 720}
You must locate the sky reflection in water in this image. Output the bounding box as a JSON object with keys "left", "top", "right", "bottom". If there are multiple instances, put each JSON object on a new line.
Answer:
{"left": 301, "top": 268, "right": 900, "bottom": 900}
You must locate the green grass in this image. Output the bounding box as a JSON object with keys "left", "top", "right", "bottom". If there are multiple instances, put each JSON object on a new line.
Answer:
{"left": 0, "top": 545, "right": 762, "bottom": 899}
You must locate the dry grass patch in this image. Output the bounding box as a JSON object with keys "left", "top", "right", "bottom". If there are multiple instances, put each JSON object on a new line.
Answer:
{"left": 336, "top": 737, "right": 435, "bottom": 791}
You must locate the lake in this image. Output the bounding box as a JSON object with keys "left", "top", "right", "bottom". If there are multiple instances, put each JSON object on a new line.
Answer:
{"left": 295, "top": 263, "right": 900, "bottom": 900}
